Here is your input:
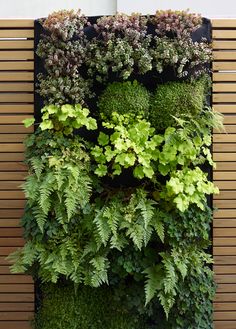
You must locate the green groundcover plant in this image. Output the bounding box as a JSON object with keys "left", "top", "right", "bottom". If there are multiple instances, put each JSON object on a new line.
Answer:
{"left": 9, "top": 8, "right": 221, "bottom": 329}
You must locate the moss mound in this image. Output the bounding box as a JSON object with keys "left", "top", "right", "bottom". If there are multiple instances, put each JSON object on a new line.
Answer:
{"left": 149, "top": 78, "right": 207, "bottom": 131}
{"left": 98, "top": 80, "right": 150, "bottom": 120}
{"left": 34, "top": 282, "right": 145, "bottom": 329}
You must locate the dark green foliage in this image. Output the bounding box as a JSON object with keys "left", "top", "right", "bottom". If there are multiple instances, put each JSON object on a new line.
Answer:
{"left": 98, "top": 80, "right": 150, "bottom": 120}
{"left": 149, "top": 78, "right": 206, "bottom": 131}
{"left": 35, "top": 282, "right": 146, "bottom": 329}
{"left": 167, "top": 267, "right": 215, "bottom": 329}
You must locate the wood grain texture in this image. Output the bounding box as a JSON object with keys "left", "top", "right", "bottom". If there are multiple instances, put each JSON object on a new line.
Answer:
{"left": 212, "top": 20, "right": 236, "bottom": 28}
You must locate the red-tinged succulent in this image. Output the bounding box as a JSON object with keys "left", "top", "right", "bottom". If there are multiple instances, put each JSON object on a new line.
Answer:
{"left": 42, "top": 9, "right": 89, "bottom": 41}
{"left": 151, "top": 9, "right": 202, "bottom": 38}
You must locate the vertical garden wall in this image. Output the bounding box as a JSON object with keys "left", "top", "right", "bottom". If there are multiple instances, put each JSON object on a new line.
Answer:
{"left": 9, "top": 9, "right": 224, "bottom": 329}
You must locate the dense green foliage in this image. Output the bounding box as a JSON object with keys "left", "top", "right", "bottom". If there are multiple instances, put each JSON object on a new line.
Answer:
{"left": 149, "top": 78, "right": 206, "bottom": 130}
{"left": 11, "top": 8, "right": 218, "bottom": 329}
{"left": 98, "top": 80, "right": 150, "bottom": 120}
{"left": 35, "top": 283, "right": 146, "bottom": 329}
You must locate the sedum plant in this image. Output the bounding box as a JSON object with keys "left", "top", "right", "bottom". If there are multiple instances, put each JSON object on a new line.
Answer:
{"left": 42, "top": 9, "right": 88, "bottom": 41}
{"left": 98, "top": 80, "right": 150, "bottom": 121}
{"left": 37, "top": 74, "right": 93, "bottom": 106}
{"left": 151, "top": 9, "right": 202, "bottom": 38}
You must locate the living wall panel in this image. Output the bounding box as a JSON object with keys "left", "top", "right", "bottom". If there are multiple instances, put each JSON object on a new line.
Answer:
{"left": 0, "top": 20, "right": 34, "bottom": 329}
{"left": 212, "top": 18, "right": 236, "bottom": 328}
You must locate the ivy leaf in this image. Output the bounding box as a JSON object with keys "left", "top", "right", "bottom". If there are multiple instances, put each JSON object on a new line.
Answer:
{"left": 23, "top": 118, "right": 35, "bottom": 128}
{"left": 40, "top": 120, "right": 54, "bottom": 131}
{"left": 133, "top": 165, "right": 144, "bottom": 179}
{"left": 86, "top": 117, "right": 97, "bottom": 130}
{"left": 143, "top": 166, "right": 154, "bottom": 178}
{"left": 98, "top": 132, "right": 109, "bottom": 146}
{"left": 95, "top": 164, "right": 108, "bottom": 177}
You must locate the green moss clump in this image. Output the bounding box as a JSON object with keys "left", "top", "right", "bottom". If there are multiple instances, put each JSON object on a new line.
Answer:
{"left": 149, "top": 78, "right": 207, "bottom": 131}
{"left": 98, "top": 80, "right": 150, "bottom": 121}
{"left": 34, "top": 282, "right": 145, "bottom": 329}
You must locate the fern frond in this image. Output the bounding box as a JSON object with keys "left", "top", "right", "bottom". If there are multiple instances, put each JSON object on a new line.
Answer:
{"left": 144, "top": 264, "right": 163, "bottom": 305}
{"left": 29, "top": 157, "right": 44, "bottom": 179}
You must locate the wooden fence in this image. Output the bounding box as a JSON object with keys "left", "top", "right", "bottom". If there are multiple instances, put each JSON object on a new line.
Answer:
{"left": 213, "top": 19, "right": 236, "bottom": 329}
{"left": 0, "top": 20, "right": 34, "bottom": 329}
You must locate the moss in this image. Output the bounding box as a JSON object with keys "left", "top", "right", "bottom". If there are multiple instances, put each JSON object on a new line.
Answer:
{"left": 98, "top": 80, "right": 150, "bottom": 121}
{"left": 34, "top": 282, "right": 145, "bottom": 329}
{"left": 149, "top": 77, "right": 207, "bottom": 131}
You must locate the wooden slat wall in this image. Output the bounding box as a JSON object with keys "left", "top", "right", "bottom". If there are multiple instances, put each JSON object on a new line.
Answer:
{"left": 0, "top": 20, "right": 34, "bottom": 329}
{"left": 213, "top": 19, "right": 236, "bottom": 329}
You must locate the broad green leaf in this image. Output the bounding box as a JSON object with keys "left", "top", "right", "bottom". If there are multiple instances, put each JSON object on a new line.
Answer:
{"left": 23, "top": 118, "right": 35, "bottom": 128}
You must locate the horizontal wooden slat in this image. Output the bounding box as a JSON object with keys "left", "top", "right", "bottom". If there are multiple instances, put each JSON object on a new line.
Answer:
{"left": 0, "top": 293, "right": 34, "bottom": 302}
{"left": 0, "top": 51, "right": 33, "bottom": 60}
{"left": 0, "top": 20, "right": 34, "bottom": 28}
{"left": 214, "top": 135, "right": 236, "bottom": 143}
{"left": 0, "top": 172, "right": 26, "bottom": 180}
{"left": 0, "top": 30, "right": 34, "bottom": 39}
{"left": 0, "top": 228, "right": 22, "bottom": 236}
{"left": 0, "top": 163, "right": 26, "bottom": 172}
{"left": 0, "top": 154, "right": 24, "bottom": 162}
{"left": 213, "top": 52, "right": 236, "bottom": 61}
{"left": 212, "top": 19, "right": 236, "bottom": 27}
{"left": 214, "top": 154, "right": 236, "bottom": 161}
{"left": 214, "top": 219, "right": 236, "bottom": 227}
{"left": 0, "top": 284, "right": 33, "bottom": 293}
{"left": 0, "top": 62, "right": 33, "bottom": 71}
{"left": 213, "top": 30, "right": 236, "bottom": 39}
{"left": 0, "top": 219, "right": 20, "bottom": 227}
{"left": 213, "top": 72, "right": 236, "bottom": 81}
{"left": 214, "top": 199, "right": 236, "bottom": 208}
{"left": 214, "top": 265, "right": 236, "bottom": 274}
{"left": 0, "top": 115, "right": 32, "bottom": 124}
{"left": 0, "top": 72, "right": 33, "bottom": 81}
{"left": 0, "top": 40, "right": 33, "bottom": 49}
{"left": 0, "top": 191, "right": 25, "bottom": 199}
{"left": 214, "top": 126, "right": 236, "bottom": 134}
{"left": 0, "top": 104, "right": 33, "bottom": 113}
{"left": 214, "top": 303, "right": 236, "bottom": 311}
{"left": 213, "top": 41, "right": 236, "bottom": 49}
{"left": 214, "top": 144, "right": 236, "bottom": 152}
{"left": 215, "top": 293, "right": 236, "bottom": 302}
{"left": 213, "top": 84, "right": 236, "bottom": 93}
{"left": 214, "top": 228, "right": 236, "bottom": 236}
{"left": 0, "top": 125, "right": 33, "bottom": 133}
{"left": 0, "top": 134, "right": 27, "bottom": 142}
{"left": 0, "top": 311, "right": 33, "bottom": 321}
{"left": 214, "top": 247, "right": 236, "bottom": 255}
{"left": 215, "top": 181, "right": 236, "bottom": 189}
{"left": 0, "top": 303, "right": 34, "bottom": 312}
{"left": 0, "top": 93, "right": 33, "bottom": 103}
{"left": 214, "top": 163, "right": 236, "bottom": 171}
{"left": 214, "top": 209, "right": 236, "bottom": 218}
{"left": 0, "top": 83, "right": 33, "bottom": 93}
{"left": 0, "top": 200, "right": 25, "bottom": 208}
{"left": 214, "top": 237, "right": 236, "bottom": 246}
{"left": 0, "top": 145, "right": 24, "bottom": 153}
{"left": 0, "top": 209, "right": 23, "bottom": 218}
{"left": 0, "top": 276, "right": 32, "bottom": 284}
{"left": 213, "top": 62, "right": 236, "bottom": 71}
{"left": 214, "top": 321, "right": 236, "bottom": 329}
{"left": 0, "top": 238, "right": 23, "bottom": 246}
{"left": 213, "top": 94, "right": 236, "bottom": 103}
{"left": 0, "top": 322, "right": 32, "bottom": 329}
{"left": 214, "top": 311, "right": 236, "bottom": 321}
{"left": 214, "top": 172, "right": 236, "bottom": 180}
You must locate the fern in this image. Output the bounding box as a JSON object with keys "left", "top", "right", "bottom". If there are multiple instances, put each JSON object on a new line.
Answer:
{"left": 144, "top": 264, "right": 163, "bottom": 305}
